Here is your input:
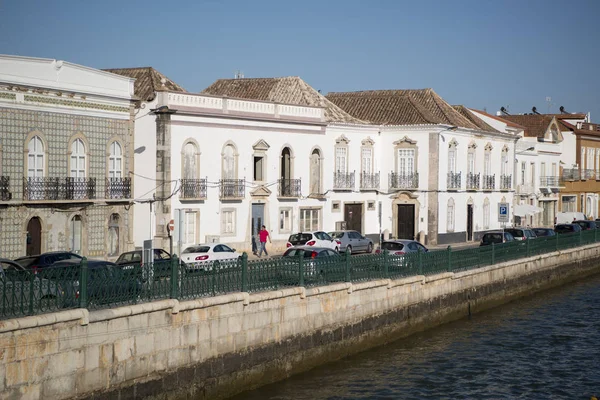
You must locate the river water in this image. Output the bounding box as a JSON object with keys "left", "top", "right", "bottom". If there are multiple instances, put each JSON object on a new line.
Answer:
{"left": 231, "top": 273, "right": 600, "bottom": 400}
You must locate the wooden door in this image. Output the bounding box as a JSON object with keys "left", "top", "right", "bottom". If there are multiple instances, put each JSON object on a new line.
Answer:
{"left": 397, "top": 205, "right": 415, "bottom": 239}
{"left": 26, "top": 217, "right": 42, "bottom": 256}
{"left": 344, "top": 203, "right": 363, "bottom": 233}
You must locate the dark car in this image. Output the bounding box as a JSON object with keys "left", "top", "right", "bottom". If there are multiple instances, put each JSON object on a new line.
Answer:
{"left": 572, "top": 220, "right": 597, "bottom": 231}
{"left": 554, "top": 223, "right": 582, "bottom": 234}
{"left": 376, "top": 240, "right": 429, "bottom": 255}
{"left": 504, "top": 228, "right": 537, "bottom": 241}
{"left": 116, "top": 249, "right": 173, "bottom": 279}
{"left": 480, "top": 231, "right": 515, "bottom": 246}
{"left": 50, "top": 259, "right": 141, "bottom": 308}
{"left": 327, "top": 231, "right": 373, "bottom": 254}
{"left": 15, "top": 251, "right": 83, "bottom": 272}
{"left": 532, "top": 228, "right": 556, "bottom": 237}
{"left": 280, "top": 246, "right": 341, "bottom": 282}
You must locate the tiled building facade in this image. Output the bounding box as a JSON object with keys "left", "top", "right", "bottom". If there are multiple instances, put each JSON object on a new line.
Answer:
{"left": 0, "top": 55, "right": 136, "bottom": 260}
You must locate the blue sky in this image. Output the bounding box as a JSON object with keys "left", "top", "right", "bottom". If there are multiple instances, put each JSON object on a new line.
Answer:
{"left": 1, "top": 0, "right": 599, "bottom": 119}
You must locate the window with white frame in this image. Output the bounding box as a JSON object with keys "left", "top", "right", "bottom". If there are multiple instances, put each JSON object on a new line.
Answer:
{"left": 521, "top": 162, "right": 526, "bottom": 185}
{"left": 484, "top": 147, "right": 491, "bottom": 176}
{"left": 540, "top": 162, "right": 546, "bottom": 178}
{"left": 596, "top": 151, "right": 600, "bottom": 176}
{"left": 586, "top": 196, "right": 593, "bottom": 217}
{"left": 335, "top": 146, "right": 347, "bottom": 173}
{"left": 222, "top": 144, "right": 236, "bottom": 179}
{"left": 300, "top": 208, "right": 320, "bottom": 231}
{"left": 448, "top": 142, "right": 457, "bottom": 174}
{"left": 552, "top": 163, "right": 557, "bottom": 178}
{"left": 467, "top": 144, "right": 476, "bottom": 175}
{"left": 184, "top": 211, "right": 198, "bottom": 244}
{"left": 70, "top": 139, "right": 86, "bottom": 178}
{"left": 361, "top": 147, "right": 373, "bottom": 175}
{"left": 483, "top": 198, "right": 490, "bottom": 229}
{"left": 70, "top": 215, "right": 82, "bottom": 254}
{"left": 588, "top": 148, "right": 595, "bottom": 176}
{"left": 581, "top": 147, "right": 586, "bottom": 170}
{"left": 183, "top": 142, "right": 198, "bottom": 180}
{"left": 221, "top": 209, "right": 235, "bottom": 235}
{"left": 447, "top": 198, "right": 455, "bottom": 232}
{"left": 279, "top": 208, "right": 293, "bottom": 233}
{"left": 27, "top": 136, "right": 45, "bottom": 178}
{"left": 310, "top": 149, "right": 322, "bottom": 195}
{"left": 109, "top": 141, "right": 123, "bottom": 179}
{"left": 562, "top": 195, "right": 576, "bottom": 212}
{"left": 398, "top": 148, "right": 415, "bottom": 176}
{"left": 501, "top": 148, "right": 509, "bottom": 176}
{"left": 530, "top": 162, "right": 535, "bottom": 186}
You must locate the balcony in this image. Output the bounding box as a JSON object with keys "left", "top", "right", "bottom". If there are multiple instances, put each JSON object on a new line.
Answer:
{"left": 360, "top": 172, "right": 380, "bottom": 190}
{"left": 516, "top": 184, "right": 534, "bottom": 195}
{"left": 482, "top": 174, "right": 495, "bottom": 191}
{"left": 333, "top": 171, "right": 355, "bottom": 190}
{"left": 389, "top": 172, "right": 418, "bottom": 190}
{"left": 561, "top": 168, "right": 580, "bottom": 181}
{"left": 466, "top": 172, "right": 480, "bottom": 190}
{"left": 106, "top": 177, "right": 131, "bottom": 200}
{"left": 500, "top": 174, "right": 512, "bottom": 191}
{"left": 447, "top": 172, "right": 461, "bottom": 190}
{"left": 539, "top": 176, "right": 560, "bottom": 187}
{"left": 278, "top": 178, "right": 301, "bottom": 198}
{"left": 23, "top": 177, "right": 96, "bottom": 201}
{"left": 180, "top": 178, "right": 207, "bottom": 200}
{"left": 0, "top": 176, "right": 11, "bottom": 201}
{"left": 581, "top": 169, "right": 595, "bottom": 180}
{"left": 219, "top": 179, "right": 245, "bottom": 200}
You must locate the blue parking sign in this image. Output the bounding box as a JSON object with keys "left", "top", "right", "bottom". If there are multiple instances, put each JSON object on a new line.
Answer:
{"left": 498, "top": 202, "right": 509, "bottom": 222}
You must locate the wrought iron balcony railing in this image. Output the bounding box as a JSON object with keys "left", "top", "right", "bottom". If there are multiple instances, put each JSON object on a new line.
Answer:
{"left": 23, "top": 177, "right": 96, "bottom": 201}
{"left": 220, "top": 179, "right": 245, "bottom": 199}
{"left": 581, "top": 169, "right": 595, "bottom": 180}
{"left": 180, "top": 178, "right": 207, "bottom": 199}
{"left": 540, "top": 176, "right": 560, "bottom": 187}
{"left": 466, "top": 172, "right": 480, "bottom": 190}
{"left": 360, "top": 172, "right": 380, "bottom": 190}
{"left": 447, "top": 172, "right": 461, "bottom": 190}
{"left": 278, "top": 178, "right": 301, "bottom": 198}
{"left": 561, "top": 168, "right": 580, "bottom": 181}
{"left": 482, "top": 174, "right": 495, "bottom": 190}
{"left": 333, "top": 171, "right": 355, "bottom": 190}
{"left": 389, "top": 172, "right": 419, "bottom": 190}
{"left": 106, "top": 177, "right": 131, "bottom": 200}
{"left": 500, "top": 174, "right": 512, "bottom": 190}
{"left": 0, "top": 176, "right": 11, "bottom": 201}
{"left": 516, "top": 184, "right": 534, "bottom": 195}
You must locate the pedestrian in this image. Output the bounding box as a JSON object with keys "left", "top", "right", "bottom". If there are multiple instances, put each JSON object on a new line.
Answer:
{"left": 257, "top": 225, "right": 271, "bottom": 257}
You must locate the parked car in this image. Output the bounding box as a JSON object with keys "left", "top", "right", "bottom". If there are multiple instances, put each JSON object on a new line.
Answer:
{"left": 572, "top": 220, "right": 597, "bottom": 231}
{"left": 328, "top": 230, "right": 373, "bottom": 254}
{"left": 531, "top": 228, "right": 556, "bottom": 237}
{"left": 0, "top": 258, "right": 63, "bottom": 316}
{"left": 181, "top": 243, "right": 241, "bottom": 271}
{"left": 554, "top": 223, "right": 582, "bottom": 234}
{"left": 480, "top": 231, "right": 515, "bottom": 246}
{"left": 504, "top": 228, "right": 537, "bottom": 241}
{"left": 50, "top": 259, "right": 141, "bottom": 308}
{"left": 115, "top": 248, "right": 173, "bottom": 279}
{"left": 14, "top": 251, "right": 83, "bottom": 272}
{"left": 280, "top": 246, "right": 341, "bottom": 282}
{"left": 286, "top": 231, "right": 340, "bottom": 252}
{"left": 376, "top": 240, "right": 429, "bottom": 255}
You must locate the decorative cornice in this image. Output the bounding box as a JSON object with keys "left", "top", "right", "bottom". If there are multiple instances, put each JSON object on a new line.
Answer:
{"left": 23, "top": 95, "right": 129, "bottom": 113}
{"left": 393, "top": 136, "right": 417, "bottom": 146}
{"left": 335, "top": 134, "right": 350, "bottom": 145}
{"left": 361, "top": 137, "right": 375, "bottom": 146}
{"left": 0, "top": 92, "right": 16, "bottom": 100}
{"left": 252, "top": 139, "right": 270, "bottom": 151}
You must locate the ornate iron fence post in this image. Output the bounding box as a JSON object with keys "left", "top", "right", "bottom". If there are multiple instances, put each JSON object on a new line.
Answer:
{"left": 447, "top": 246, "right": 452, "bottom": 272}
{"left": 383, "top": 249, "right": 389, "bottom": 277}
{"left": 79, "top": 257, "right": 88, "bottom": 308}
{"left": 418, "top": 248, "right": 423, "bottom": 275}
{"left": 345, "top": 249, "right": 351, "bottom": 282}
{"left": 170, "top": 255, "right": 179, "bottom": 299}
{"left": 526, "top": 238, "right": 530, "bottom": 258}
{"left": 491, "top": 243, "right": 495, "bottom": 265}
{"left": 298, "top": 252, "right": 305, "bottom": 287}
{"left": 579, "top": 229, "right": 583, "bottom": 246}
{"left": 241, "top": 253, "right": 248, "bottom": 292}
{"left": 555, "top": 231, "right": 559, "bottom": 251}
{"left": 28, "top": 267, "right": 35, "bottom": 315}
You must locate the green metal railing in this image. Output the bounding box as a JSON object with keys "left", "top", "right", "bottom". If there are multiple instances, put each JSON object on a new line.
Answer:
{"left": 1, "top": 229, "right": 597, "bottom": 320}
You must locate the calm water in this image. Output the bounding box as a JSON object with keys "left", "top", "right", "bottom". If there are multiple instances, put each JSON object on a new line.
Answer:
{"left": 232, "top": 273, "right": 600, "bottom": 400}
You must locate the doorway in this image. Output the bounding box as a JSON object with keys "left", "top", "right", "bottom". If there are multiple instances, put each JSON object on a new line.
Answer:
{"left": 396, "top": 204, "right": 415, "bottom": 239}
{"left": 251, "top": 203, "right": 265, "bottom": 254}
{"left": 467, "top": 204, "right": 474, "bottom": 241}
{"left": 344, "top": 203, "right": 363, "bottom": 233}
{"left": 26, "top": 217, "right": 42, "bottom": 256}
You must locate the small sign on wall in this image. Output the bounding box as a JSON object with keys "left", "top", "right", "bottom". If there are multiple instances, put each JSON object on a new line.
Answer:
{"left": 498, "top": 203, "right": 509, "bottom": 223}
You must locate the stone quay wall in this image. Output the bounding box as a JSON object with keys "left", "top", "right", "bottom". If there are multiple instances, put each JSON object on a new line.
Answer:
{"left": 1, "top": 243, "right": 599, "bottom": 400}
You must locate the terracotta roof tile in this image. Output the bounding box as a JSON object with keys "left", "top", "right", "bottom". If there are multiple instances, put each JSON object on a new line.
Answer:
{"left": 103, "top": 67, "right": 187, "bottom": 102}
{"left": 499, "top": 115, "right": 557, "bottom": 138}
{"left": 325, "top": 89, "right": 496, "bottom": 132}
{"left": 202, "top": 77, "right": 365, "bottom": 124}
{"left": 452, "top": 106, "right": 498, "bottom": 132}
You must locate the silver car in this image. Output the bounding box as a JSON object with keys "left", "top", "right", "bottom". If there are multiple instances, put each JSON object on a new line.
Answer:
{"left": 328, "top": 230, "right": 373, "bottom": 254}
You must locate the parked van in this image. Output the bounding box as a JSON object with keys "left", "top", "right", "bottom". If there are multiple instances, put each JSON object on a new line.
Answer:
{"left": 555, "top": 212, "right": 586, "bottom": 225}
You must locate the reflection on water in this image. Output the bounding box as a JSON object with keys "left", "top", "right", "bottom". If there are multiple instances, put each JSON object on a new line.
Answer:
{"left": 230, "top": 274, "right": 600, "bottom": 400}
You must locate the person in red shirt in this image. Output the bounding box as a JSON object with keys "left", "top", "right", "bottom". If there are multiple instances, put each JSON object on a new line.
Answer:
{"left": 257, "top": 225, "right": 271, "bottom": 257}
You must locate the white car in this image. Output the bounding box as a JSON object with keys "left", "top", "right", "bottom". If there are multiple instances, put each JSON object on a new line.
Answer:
{"left": 286, "top": 231, "right": 341, "bottom": 252}
{"left": 181, "top": 243, "right": 241, "bottom": 271}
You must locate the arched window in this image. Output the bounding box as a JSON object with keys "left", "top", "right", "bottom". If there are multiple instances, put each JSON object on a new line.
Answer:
{"left": 27, "top": 136, "right": 44, "bottom": 178}
{"left": 447, "top": 198, "right": 455, "bottom": 232}
{"left": 183, "top": 142, "right": 198, "bottom": 179}
{"left": 222, "top": 144, "right": 236, "bottom": 179}
{"left": 108, "top": 214, "right": 120, "bottom": 257}
{"left": 109, "top": 141, "right": 123, "bottom": 179}
{"left": 483, "top": 198, "right": 490, "bottom": 229}
{"left": 310, "top": 148, "right": 322, "bottom": 195}
{"left": 70, "top": 215, "right": 82, "bottom": 254}
{"left": 70, "top": 139, "right": 86, "bottom": 178}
